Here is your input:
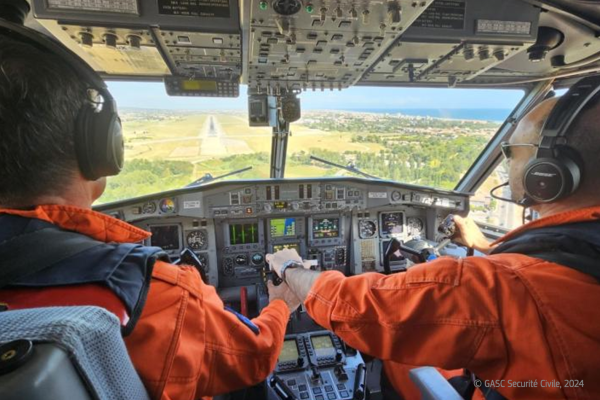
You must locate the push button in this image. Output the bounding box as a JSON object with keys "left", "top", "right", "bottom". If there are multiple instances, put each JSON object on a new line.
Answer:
{"left": 325, "top": 385, "right": 334, "bottom": 392}
{"left": 312, "top": 387, "right": 322, "bottom": 394}
{"left": 300, "top": 392, "right": 309, "bottom": 399}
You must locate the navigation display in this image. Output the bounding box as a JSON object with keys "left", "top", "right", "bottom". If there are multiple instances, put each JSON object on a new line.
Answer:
{"left": 150, "top": 225, "right": 181, "bottom": 250}
{"left": 312, "top": 218, "right": 340, "bottom": 238}
{"left": 279, "top": 340, "right": 299, "bottom": 363}
{"left": 273, "top": 243, "right": 300, "bottom": 253}
{"left": 229, "top": 223, "right": 259, "bottom": 245}
{"left": 270, "top": 218, "right": 296, "bottom": 238}
{"left": 311, "top": 335, "right": 335, "bottom": 357}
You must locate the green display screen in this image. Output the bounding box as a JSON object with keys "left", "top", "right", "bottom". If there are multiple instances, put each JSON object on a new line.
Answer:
{"left": 229, "top": 223, "right": 259, "bottom": 245}
{"left": 279, "top": 340, "right": 299, "bottom": 363}
{"left": 270, "top": 218, "right": 296, "bottom": 238}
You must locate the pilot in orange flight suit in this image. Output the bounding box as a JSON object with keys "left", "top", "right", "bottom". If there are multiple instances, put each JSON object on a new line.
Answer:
{"left": 267, "top": 92, "right": 600, "bottom": 400}
{"left": 302, "top": 205, "right": 600, "bottom": 400}
{"left": 0, "top": 19, "right": 300, "bottom": 400}
{"left": 0, "top": 205, "right": 292, "bottom": 399}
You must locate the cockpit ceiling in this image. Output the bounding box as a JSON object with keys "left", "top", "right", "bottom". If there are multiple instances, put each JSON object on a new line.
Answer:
{"left": 24, "top": 0, "right": 600, "bottom": 92}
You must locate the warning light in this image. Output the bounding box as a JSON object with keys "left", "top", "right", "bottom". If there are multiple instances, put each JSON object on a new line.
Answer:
{"left": 306, "top": 3, "right": 314, "bottom": 13}
{"left": 259, "top": 1, "right": 268, "bottom": 10}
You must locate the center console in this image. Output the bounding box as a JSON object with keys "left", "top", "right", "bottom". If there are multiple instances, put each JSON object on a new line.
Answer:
{"left": 267, "top": 331, "right": 366, "bottom": 400}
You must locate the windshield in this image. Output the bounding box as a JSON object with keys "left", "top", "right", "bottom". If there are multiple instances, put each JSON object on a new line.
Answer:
{"left": 98, "top": 84, "right": 524, "bottom": 203}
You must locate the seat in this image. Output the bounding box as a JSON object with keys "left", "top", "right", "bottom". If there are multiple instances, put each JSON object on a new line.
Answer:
{"left": 409, "top": 367, "right": 465, "bottom": 400}
{"left": 0, "top": 306, "right": 150, "bottom": 400}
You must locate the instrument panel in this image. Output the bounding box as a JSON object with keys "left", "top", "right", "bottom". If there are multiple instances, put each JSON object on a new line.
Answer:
{"left": 98, "top": 177, "right": 468, "bottom": 293}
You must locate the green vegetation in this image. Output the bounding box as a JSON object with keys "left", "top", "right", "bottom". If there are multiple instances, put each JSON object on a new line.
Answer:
{"left": 97, "top": 110, "right": 501, "bottom": 203}
{"left": 99, "top": 159, "right": 194, "bottom": 203}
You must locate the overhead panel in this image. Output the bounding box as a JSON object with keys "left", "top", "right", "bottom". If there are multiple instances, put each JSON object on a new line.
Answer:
{"left": 30, "top": 0, "right": 242, "bottom": 91}
{"left": 246, "top": 0, "right": 434, "bottom": 93}
{"left": 362, "top": 0, "right": 541, "bottom": 86}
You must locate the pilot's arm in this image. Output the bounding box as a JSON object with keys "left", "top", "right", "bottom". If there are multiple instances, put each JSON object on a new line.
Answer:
{"left": 267, "top": 250, "right": 505, "bottom": 370}
{"left": 125, "top": 261, "right": 299, "bottom": 399}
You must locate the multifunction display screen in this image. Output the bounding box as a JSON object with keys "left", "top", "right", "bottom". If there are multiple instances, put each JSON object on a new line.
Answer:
{"left": 278, "top": 340, "right": 299, "bottom": 363}
{"left": 150, "top": 225, "right": 181, "bottom": 250}
{"left": 311, "top": 335, "right": 335, "bottom": 357}
{"left": 270, "top": 218, "right": 296, "bottom": 238}
{"left": 312, "top": 218, "right": 340, "bottom": 238}
{"left": 229, "top": 223, "right": 259, "bottom": 245}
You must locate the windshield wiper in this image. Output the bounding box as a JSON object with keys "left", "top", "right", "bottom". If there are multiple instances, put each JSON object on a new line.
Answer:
{"left": 186, "top": 166, "right": 253, "bottom": 188}
{"left": 309, "top": 155, "right": 381, "bottom": 180}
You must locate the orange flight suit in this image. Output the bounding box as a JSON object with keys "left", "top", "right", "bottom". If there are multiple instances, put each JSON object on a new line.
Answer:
{"left": 305, "top": 206, "right": 600, "bottom": 400}
{"left": 0, "top": 205, "right": 290, "bottom": 400}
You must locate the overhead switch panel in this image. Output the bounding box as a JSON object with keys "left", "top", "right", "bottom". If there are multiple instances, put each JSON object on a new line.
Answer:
{"left": 247, "top": 0, "right": 435, "bottom": 93}
{"left": 362, "top": 0, "right": 541, "bottom": 86}
{"left": 30, "top": 0, "right": 242, "bottom": 90}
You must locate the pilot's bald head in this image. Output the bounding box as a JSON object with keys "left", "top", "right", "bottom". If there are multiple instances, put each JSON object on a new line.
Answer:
{"left": 508, "top": 93, "right": 600, "bottom": 208}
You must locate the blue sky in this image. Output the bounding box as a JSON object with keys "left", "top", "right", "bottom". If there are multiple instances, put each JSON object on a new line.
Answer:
{"left": 107, "top": 81, "right": 524, "bottom": 111}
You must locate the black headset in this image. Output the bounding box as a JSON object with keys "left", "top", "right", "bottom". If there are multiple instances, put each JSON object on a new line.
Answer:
{"left": 0, "top": 18, "right": 124, "bottom": 181}
{"left": 523, "top": 75, "right": 600, "bottom": 204}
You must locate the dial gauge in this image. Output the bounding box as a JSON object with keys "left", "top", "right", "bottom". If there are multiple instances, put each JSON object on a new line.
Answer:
{"left": 159, "top": 198, "right": 176, "bottom": 214}
{"left": 186, "top": 230, "right": 207, "bottom": 250}
{"left": 391, "top": 191, "right": 402, "bottom": 202}
{"left": 359, "top": 220, "right": 377, "bottom": 239}
{"left": 407, "top": 217, "right": 424, "bottom": 237}
{"left": 142, "top": 201, "right": 157, "bottom": 214}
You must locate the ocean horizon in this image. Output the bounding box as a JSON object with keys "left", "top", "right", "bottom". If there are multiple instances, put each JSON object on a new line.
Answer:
{"left": 331, "top": 108, "right": 513, "bottom": 122}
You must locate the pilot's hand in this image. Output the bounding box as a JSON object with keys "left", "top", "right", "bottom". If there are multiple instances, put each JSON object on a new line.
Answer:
{"left": 267, "top": 280, "right": 301, "bottom": 313}
{"left": 265, "top": 248, "right": 311, "bottom": 277}
{"left": 453, "top": 215, "right": 494, "bottom": 254}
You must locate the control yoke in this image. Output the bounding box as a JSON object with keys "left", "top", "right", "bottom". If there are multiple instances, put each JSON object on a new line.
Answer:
{"left": 382, "top": 215, "right": 470, "bottom": 273}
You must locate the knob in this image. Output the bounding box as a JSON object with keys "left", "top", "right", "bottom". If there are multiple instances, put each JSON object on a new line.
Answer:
{"left": 320, "top": 7, "right": 327, "bottom": 22}
{"left": 127, "top": 35, "right": 141, "bottom": 49}
{"left": 291, "top": 202, "right": 300, "bottom": 211}
{"left": 362, "top": 9, "right": 370, "bottom": 24}
{"left": 103, "top": 33, "right": 118, "bottom": 48}
{"left": 79, "top": 32, "right": 94, "bottom": 47}
{"left": 264, "top": 203, "right": 272, "bottom": 213}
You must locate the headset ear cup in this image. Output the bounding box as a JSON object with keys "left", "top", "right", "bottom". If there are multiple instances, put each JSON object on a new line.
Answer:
{"left": 74, "top": 96, "right": 123, "bottom": 181}
{"left": 523, "top": 158, "right": 569, "bottom": 203}
{"left": 556, "top": 146, "right": 583, "bottom": 196}
{"left": 74, "top": 104, "right": 96, "bottom": 180}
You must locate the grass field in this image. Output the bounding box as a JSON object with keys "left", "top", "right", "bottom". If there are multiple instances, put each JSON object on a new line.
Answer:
{"left": 119, "top": 110, "right": 385, "bottom": 182}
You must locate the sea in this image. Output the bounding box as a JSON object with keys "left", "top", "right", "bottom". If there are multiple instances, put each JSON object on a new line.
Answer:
{"left": 334, "top": 108, "right": 513, "bottom": 122}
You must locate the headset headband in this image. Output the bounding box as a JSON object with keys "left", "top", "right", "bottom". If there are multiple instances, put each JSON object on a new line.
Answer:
{"left": 537, "top": 75, "right": 600, "bottom": 158}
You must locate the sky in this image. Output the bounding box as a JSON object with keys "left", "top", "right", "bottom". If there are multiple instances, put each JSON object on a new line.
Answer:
{"left": 107, "top": 81, "right": 525, "bottom": 111}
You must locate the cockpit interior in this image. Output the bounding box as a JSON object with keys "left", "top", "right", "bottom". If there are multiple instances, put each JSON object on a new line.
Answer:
{"left": 2, "top": 0, "right": 600, "bottom": 399}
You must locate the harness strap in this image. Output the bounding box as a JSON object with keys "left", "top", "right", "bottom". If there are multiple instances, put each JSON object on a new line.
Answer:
{"left": 0, "top": 227, "right": 103, "bottom": 288}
